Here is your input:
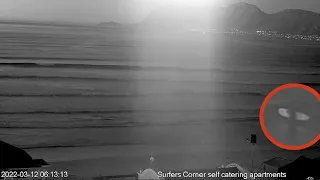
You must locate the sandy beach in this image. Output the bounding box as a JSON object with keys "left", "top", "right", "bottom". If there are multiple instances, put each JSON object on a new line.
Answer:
{"left": 24, "top": 121, "right": 319, "bottom": 178}
{"left": 26, "top": 144, "right": 320, "bottom": 178}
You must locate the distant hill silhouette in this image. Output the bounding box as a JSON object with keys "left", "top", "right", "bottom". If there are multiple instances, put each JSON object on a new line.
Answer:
{"left": 139, "top": 2, "right": 320, "bottom": 35}
{"left": 98, "top": 21, "right": 122, "bottom": 28}
{"left": 211, "top": 2, "right": 268, "bottom": 31}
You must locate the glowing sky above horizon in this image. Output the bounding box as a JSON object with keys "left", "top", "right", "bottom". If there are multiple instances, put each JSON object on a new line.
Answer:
{"left": 0, "top": 0, "right": 319, "bottom": 23}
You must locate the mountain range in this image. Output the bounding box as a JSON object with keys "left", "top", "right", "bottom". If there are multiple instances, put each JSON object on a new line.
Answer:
{"left": 98, "top": 21, "right": 123, "bottom": 28}
{"left": 134, "top": 2, "right": 320, "bottom": 35}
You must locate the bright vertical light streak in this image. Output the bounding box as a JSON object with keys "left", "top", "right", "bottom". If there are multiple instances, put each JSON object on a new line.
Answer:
{"left": 127, "top": 0, "right": 223, "bottom": 157}
{"left": 142, "top": 0, "right": 220, "bottom": 7}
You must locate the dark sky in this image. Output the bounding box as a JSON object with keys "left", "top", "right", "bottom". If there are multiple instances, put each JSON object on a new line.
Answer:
{"left": 0, "top": 0, "right": 319, "bottom": 24}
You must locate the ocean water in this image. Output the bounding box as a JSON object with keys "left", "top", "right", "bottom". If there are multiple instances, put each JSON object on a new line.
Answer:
{"left": 0, "top": 24, "right": 319, "bottom": 161}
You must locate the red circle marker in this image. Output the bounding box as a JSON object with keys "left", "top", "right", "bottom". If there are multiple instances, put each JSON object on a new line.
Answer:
{"left": 259, "top": 83, "right": 320, "bottom": 150}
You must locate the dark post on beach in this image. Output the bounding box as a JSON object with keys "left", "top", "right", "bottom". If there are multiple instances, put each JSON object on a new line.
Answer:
{"left": 247, "top": 134, "right": 257, "bottom": 170}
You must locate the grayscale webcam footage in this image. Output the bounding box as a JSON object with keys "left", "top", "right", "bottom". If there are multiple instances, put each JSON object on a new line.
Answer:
{"left": 0, "top": 0, "right": 320, "bottom": 180}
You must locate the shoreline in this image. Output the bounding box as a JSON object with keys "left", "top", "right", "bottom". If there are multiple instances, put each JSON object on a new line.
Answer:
{"left": 25, "top": 144, "right": 317, "bottom": 178}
